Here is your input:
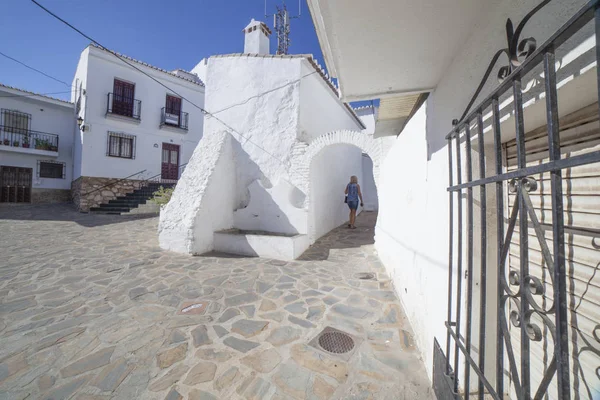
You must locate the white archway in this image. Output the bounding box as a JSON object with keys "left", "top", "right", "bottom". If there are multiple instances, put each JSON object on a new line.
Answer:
{"left": 290, "top": 129, "right": 382, "bottom": 205}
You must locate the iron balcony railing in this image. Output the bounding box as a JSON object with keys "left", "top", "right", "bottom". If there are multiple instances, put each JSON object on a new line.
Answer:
{"left": 0, "top": 125, "right": 59, "bottom": 152}
{"left": 106, "top": 93, "right": 141, "bottom": 120}
{"left": 160, "top": 107, "right": 189, "bottom": 130}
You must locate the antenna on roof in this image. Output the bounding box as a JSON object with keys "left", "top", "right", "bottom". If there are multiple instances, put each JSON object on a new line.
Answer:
{"left": 265, "top": 0, "right": 301, "bottom": 55}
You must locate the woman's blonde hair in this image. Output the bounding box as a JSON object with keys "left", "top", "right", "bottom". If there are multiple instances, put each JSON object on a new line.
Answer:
{"left": 350, "top": 176, "right": 358, "bottom": 184}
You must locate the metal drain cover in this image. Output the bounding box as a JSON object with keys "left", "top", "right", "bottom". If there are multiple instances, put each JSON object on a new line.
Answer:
{"left": 354, "top": 272, "right": 376, "bottom": 280}
{"left": 319, "top": 331, "right": 354, "bottom": 353}
{"left": 308, "top": 326, "right": 362, "bottom": 361}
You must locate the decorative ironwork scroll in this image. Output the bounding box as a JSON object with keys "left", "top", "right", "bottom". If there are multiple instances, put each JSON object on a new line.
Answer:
{"left": 454, "top": 0, "right": 553, "bottom": 125}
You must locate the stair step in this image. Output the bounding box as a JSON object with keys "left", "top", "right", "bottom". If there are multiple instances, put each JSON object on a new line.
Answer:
{"left": 92, "top": 206, "right": 133, "bottom": 212}
{"left": 92, "top": 181, "right": 176, "bottom": 215}
{"left": 108, "top": 199, "right": 146, "bottom": 206}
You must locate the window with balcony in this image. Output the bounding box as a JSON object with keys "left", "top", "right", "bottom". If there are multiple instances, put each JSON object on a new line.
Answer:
{"left": 107, "top": 79, "right": 141, "bottom": 120}
{"left": 38, "top": 160, "right": 65, "bottom": 179}
{"left": 161, "top": 95, "right": 188, "bottom": 130}
{"left": 107, "top": 132, "right": 136, "bottom": 159}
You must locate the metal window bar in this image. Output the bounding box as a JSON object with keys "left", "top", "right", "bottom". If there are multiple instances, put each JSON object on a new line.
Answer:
{"left": 435, "top": 1, "right": 600, "bottom": 399}
{"left": 106, "top": 132, "right": 136, "bottom": 159}
{"left": 37, "top": 160, "right": 66, "bottom": 179}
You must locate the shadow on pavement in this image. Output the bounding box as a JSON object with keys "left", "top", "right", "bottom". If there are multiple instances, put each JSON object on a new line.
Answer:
{"left": 0, "top": 203, "right": 157, "bottom": 228}
{"left": 299, "top": 211, "right": 377, "bottom": 261}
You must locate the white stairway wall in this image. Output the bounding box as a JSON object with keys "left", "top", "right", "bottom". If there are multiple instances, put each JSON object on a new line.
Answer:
{"left": 158, "top": 130, "right": 236, "bottom": 254}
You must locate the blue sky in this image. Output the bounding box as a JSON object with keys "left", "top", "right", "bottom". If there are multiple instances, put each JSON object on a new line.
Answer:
{"left": 0, "top": 0, "right": 372, "bottom": 107}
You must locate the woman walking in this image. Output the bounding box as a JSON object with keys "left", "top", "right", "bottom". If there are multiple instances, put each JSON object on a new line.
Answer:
{"left": 345, "top": 175, "right": 363, "bottom": 229}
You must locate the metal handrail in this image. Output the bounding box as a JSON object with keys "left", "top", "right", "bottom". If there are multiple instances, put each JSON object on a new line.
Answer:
{"left": 81, "top": 169, "right": 147, "bottom": 197}
{"left": 138, "top": 163, "right": 188, "bottom": 188}
{"left": 81, "top": 163, "right": 188, "bottom": 198}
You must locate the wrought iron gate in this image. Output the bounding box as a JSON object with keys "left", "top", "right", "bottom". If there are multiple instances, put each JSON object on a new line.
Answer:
{"left": 436, "top": 1, "right": 600, "bottom": 399}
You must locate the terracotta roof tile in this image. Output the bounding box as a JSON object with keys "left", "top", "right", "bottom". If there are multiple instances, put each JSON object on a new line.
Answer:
{"left": 90, "top": 43, "right": 204, "bottom": 87}
{"left": 0, "top": 83, "right": 73, "bottom": 105}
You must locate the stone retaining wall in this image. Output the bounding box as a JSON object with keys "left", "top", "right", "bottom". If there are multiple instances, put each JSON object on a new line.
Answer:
{"left": 72, "top": 176, "right": 144, "bottom": 212}
{"left": 31, "top": 189, "right": 71, "bottom": 204}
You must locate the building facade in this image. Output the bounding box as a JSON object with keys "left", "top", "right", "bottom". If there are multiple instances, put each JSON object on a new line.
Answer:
{"left": 71, "top": 44, "right": 205, "bottom": 211}
{"left": 0, "top": 84, "right": 75, "bottom": 204}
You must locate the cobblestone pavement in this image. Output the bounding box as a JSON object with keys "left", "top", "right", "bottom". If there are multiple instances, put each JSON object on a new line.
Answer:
{"left": 0, "top": 204, "right": 433, "bottom": 400}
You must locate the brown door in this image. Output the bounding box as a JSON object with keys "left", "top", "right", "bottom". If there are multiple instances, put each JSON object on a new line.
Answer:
{"left": 161, "top": 143, "right": 180, "bottom": 181}
{"left": 113, "top": 79, "right": 135, "bottom": 117}
{"left": 0, "top": 166, "right": 32, "bottom": 203}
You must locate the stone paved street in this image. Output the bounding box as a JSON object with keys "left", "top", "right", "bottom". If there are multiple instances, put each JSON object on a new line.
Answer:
{"left": 0, "top": 204, "right": 433, "bottom": 400}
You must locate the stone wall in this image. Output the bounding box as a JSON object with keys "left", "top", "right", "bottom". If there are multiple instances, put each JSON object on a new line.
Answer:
{"left": 72, "top": 176, "right": 144, "bottom": 212}
{"left": 31, "top": 189, "right": 71, "bottom": 204}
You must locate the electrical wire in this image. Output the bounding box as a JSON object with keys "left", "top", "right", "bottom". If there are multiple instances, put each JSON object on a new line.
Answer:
{"left": 0, "top": 50, "right": 72, "bottom": 88}
{"left": 31, "top": 0, "right": 312, "bottom": 169}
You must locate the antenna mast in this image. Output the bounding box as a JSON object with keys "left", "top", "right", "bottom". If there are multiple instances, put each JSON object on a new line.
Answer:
{"left": 265, "top": 0, "right": 301, "bottom": 55}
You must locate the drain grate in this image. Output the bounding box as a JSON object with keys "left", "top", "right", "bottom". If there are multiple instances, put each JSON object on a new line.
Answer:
{"left": 319, "top": 331, "right": 354, "bottom": 354}
{"left": 308, "top": 326, "right": 362, "bottom": 361}
{"left": 354, "top": 272, "right": 376, "bottom": 280}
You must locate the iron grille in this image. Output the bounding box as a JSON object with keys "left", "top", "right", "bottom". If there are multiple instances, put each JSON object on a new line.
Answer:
{"left": 438, "top": 1, "right": 600, "bottom": 400}
{"left": 106, "top": 132, "right": 136, "bottom": 159}
{"left": 37, "top": 160, "right": 66, "bottom": 179}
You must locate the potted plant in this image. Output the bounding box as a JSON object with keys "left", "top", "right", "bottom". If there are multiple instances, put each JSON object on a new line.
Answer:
{"left": 49, "top": 144, "right": 58, "bottom": 152}
{"left": 13, "top": 140, "right": 19, "bottom": 147}
{"left": 35, "top": 138, "right": 50, "bottom": 150}
{"left": 22, "top": 136, "right": 30, "bottom": 148}
{"left": 2, "top": 139, "right": 9, "bottom": 145}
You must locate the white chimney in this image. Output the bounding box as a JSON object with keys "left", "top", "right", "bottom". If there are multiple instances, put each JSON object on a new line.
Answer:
{"left": 243, "top": 19, "right": 271, "bottom": 55}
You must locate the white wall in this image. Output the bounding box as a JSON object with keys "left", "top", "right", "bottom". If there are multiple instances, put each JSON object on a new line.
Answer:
{"left": 71, "top": 49, "right": 88, "bottom": 181}
{"left": 298, "top": 61, "right": 363, "bottom": 142}
{"left": 373, "top": 0, "right": 591, "bottom": 384}
{"left": 204, "top": 55, "right": 302, "bottom": 211}
{"left": 76, "top": 46, "right": 205, "bottom": 180}
{"left": 0, "top": 90, "right": 75, "bottom": 190}
{"left": 159, "top": 130, "right": 235, "bottom": 254}
{"left": 309, "top": 143, "right": 363, "bottom": 241}
{"left": 161, "top": 53, "right": 368, "bottom": 254}
{"left": 361, "top": 154, "right": 378, "bottom": 211}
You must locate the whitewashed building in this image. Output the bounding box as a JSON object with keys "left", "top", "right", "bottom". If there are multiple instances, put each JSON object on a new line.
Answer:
{"left": 71, "top": 44, "right": 205, "bottom": 211}
{"left": 159, "top": 19, "right": 369, "bottom": 260}
{"left": 0, "top": 84, "right": 75, "bottom": 204}
{"left": 308, "top": 0, "right": 600, "bottom": 399}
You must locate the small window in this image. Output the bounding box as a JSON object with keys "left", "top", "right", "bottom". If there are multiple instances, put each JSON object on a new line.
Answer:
{"left": 107, "top": 132, "right": 136, "bottom": 159}
{"left": 38, "top": 160, "right": 65, "bottom": 179}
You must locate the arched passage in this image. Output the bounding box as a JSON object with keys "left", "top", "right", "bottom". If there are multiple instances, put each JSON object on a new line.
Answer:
{"left": 290, "top": 130, "right": 381, "bottom": 243}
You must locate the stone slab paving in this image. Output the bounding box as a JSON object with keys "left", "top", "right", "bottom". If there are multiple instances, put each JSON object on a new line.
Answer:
{"left": 0, "top": 204, "right": 434, "bottom": 399}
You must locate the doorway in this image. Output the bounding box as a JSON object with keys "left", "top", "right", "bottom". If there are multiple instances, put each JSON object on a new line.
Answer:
{"left": 161, "top": 143, "right": 180, "bottom": 181}
{"left": 0, "top": 166, "right": 32, "bottom": 203}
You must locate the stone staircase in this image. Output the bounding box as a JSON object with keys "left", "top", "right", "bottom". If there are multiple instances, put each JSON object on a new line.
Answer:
{"left": 89, "top": 182, "right": 175, "bottom": 215}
